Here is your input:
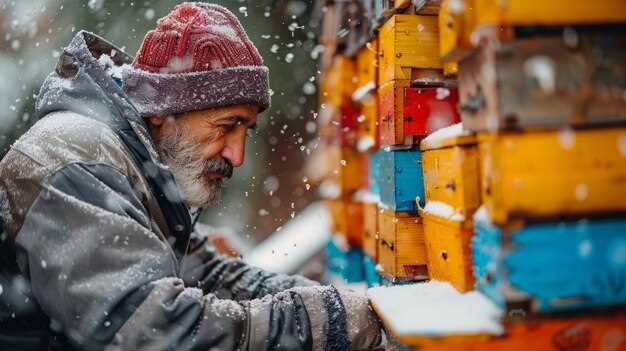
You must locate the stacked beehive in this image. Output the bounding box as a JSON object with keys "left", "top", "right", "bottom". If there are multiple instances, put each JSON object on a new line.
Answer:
{"left": 372, "top": 1, "right": 461, "bottom": 284}
{"left": 317, "top": 0, "right": 371, "bottom": 284}
{"left": 438, "top": 0, "right": 626, "bottom": 313}
{"left": 317, "top": 0, "right": 461, "bottom": 286}
{"left": 315, "top": 0, "right": 626, "bottom": 349}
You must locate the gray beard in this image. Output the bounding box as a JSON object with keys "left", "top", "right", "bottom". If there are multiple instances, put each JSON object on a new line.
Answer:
{"left": 155, "top": 126, "right": 233, "bottom": 208}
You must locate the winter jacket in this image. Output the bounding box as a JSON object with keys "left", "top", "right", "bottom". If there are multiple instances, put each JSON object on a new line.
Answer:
{"left": 0, "top": 31, "right": 381, "bottom": 351}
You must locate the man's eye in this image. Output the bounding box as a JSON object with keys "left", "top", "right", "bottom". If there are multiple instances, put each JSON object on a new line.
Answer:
{"left": 219, "top": 124, "right": 236, "bottom": 133}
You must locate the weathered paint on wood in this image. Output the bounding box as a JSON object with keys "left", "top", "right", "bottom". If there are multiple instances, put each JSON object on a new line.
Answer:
{"left": 379, "top": 147, "right": 425, "bottom": 212}
{"left": 421, "top": 134, "right": 480, "bottom": 219}
{"left": 479, "top": 127, "right": 626, "bottom": 224}
{"left": 458, "top": 33, "right": 626, "bottom": 132}
{"left": 379, "top": 14, "right": 442, "bottom": 85}
{"left": 378, "top": 208, "right": 429, "bottom": 280}
{"left": 473, "top": 218, "right": 626, "bottom": 313}
{"left": 423, "top": 213, "right": 475, "bottom": 292}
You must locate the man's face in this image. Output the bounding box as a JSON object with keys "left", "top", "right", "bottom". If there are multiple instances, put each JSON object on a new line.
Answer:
{"left": 149, "top": 105, "right": 258, "bottom": 208}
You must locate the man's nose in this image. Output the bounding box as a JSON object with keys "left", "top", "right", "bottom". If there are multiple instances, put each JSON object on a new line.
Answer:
{"left": 220, "top": 129, "right": 246, "bottom": 167}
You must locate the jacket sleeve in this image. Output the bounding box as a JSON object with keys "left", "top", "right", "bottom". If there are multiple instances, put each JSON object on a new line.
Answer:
{"left": 181, "top": 234, "right": 318, "bottom": 301}
{"left": 15, "top": 162, "right": 381, "bottom": 351}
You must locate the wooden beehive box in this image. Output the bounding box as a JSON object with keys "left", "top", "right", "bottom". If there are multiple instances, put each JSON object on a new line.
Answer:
{"left": 458, "top": 33, "right": 626, "bottom": 132}
{"left": 344, "top": 200, "right": 365, "bottom": 249}
{"left": 325, "top": 146, "right": 369, "bottom": 196}
{"left": 363, "top": 201, "right": 380, "bottom": 260}
{"left": 320, "top": 55, "right": 357, "bottom": 110}
{"left": 473, "top": 213, "right": 626, "bottom": 313}
{"left": 472, "top": 0, "right": 626, "bottom": 27}
{"left": 378, "top": 14, "right": 443, "bottom": 86}
{"left": 379, "top": 78, "right": 461, "bottom": 146}
{"left": 326, "top": 199, "right": 348, "bottom": 236}
{"left": 377, "top": 208, "right": 428, "bottom": 281}
{"left": 439, "top": 0, "right": 474, "bottom": 64}
{"left": 354, "top": 39, "right": 380, "bottom": 151}
{"left": 479, "top": 127, "right": 626, "bottom": 225}
{"left": 368, "top": 149, "right": 383, "bottom": 197}
{"left": 422, "top": 210, "right": 474, "bottom": 292}
{"left": 420, "top": 126, "right": 480, "bottom": 218}
{"left": 379, "top": 147, "right": 425, "bottom": 212}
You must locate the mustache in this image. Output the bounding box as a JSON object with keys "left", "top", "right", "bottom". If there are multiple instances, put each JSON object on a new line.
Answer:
{"left": 203, "top": 157, "right": 233, "bottom": 180}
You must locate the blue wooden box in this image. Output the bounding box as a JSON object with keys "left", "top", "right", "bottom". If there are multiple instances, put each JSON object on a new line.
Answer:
{"left": 378, "top": 147, "right": 425, "bottom": 212}
{"left": 472, "top": 218, "right": 626, "bottom": 313}
{"left": 368, "top": 150, "right": 382, "bottom": 197}
{"left": 326, "top": 239, "right": 366, "bottom": 284}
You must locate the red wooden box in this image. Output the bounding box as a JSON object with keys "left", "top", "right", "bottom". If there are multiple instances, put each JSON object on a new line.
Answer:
{"left": 379, "top": 80, "right": 461, "bottom": 146}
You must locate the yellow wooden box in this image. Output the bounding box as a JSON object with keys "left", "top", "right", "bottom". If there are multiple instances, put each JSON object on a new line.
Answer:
{"left": 325, "top": 146, "right": 368, "bottom": 196}
{"left": 320, "top": 56, "right": 357, "bottom": 109}
{"left": 377, "top": 208, "right": 429, "bottom": 281}
{"left": 480, "top": 127, "right": 626, "bottom": 224}
{"left": 363, "top": 202, "right": 379, "bottom": 260}
{"left": 473, "top": 0, "right": 626, "bottom": 27}
{"left": 421, "top": 132, "right": 481, "bottom": 219}
{"left": 355, "top": 40, "right": 380, "bottom": 150}
{"left": 422, "top": 212, "right": 475, "bottom": 292}
{"left": 438, "top": 0, "right": 476, "bottom": 62}
{"left": 378, "top": 14, "right": 443, "bottom": 85}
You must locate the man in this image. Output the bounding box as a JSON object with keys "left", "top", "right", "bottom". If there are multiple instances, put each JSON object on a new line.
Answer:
{"left": 0, "top": 3, "right": 382, "bottom": 350}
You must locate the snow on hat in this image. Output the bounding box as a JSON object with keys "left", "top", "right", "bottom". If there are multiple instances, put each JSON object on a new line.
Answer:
{"left": 122, "top": 2, "right": 271, "bottom": 117}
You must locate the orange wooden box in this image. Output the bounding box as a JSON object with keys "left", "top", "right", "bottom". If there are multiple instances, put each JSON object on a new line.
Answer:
{"left": 344, "top": 200, "right": 365, "bottom": 249}
{"left": 326, "top": 199, "right": 347, "bottom": 237}
{"left": 362, "top": 201, "right": 379, "bottom": 261}
{"left": 422, "top": 212, "right": 475, "bottom": 292}
{"left": 417, "top": 315, "right": 626, "bottom": 351}
{"left": 377, "top": 208, "right": 428, "bottom": 281}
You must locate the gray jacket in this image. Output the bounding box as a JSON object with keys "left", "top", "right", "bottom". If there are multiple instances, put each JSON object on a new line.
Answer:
{"left": 0, "top": 31, "right": 380, "bottom": 351}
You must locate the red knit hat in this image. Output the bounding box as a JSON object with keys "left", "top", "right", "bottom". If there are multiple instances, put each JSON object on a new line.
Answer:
{"left": 123, "top": 2, "right": 271, "bottom": 117}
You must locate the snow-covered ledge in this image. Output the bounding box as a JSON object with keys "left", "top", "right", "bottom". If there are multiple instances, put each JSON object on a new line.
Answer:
{"left": 367, "top": 281, "right": 503, "bottom": 341}
{"left": 244, "top": 202, "right": 331, "bottom": 274}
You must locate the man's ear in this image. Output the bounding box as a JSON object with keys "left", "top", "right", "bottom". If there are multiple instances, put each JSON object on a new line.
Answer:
{"left": 148, "top": 116, "right": 165, "bottom": 126}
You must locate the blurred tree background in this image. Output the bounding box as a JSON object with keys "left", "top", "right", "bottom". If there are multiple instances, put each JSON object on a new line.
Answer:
{"left": 0, "top": 0, "right": 323, "bottom": 245}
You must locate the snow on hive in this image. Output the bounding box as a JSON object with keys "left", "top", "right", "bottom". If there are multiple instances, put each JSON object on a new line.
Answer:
{"left": 421, "top": 122, "right": 470, "bottom": 149}
{"left": 423, "top": 201, "right": 465, "bottom": 221}
{"left": 367, "top": 281, "right": 503, "bottom": 337}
